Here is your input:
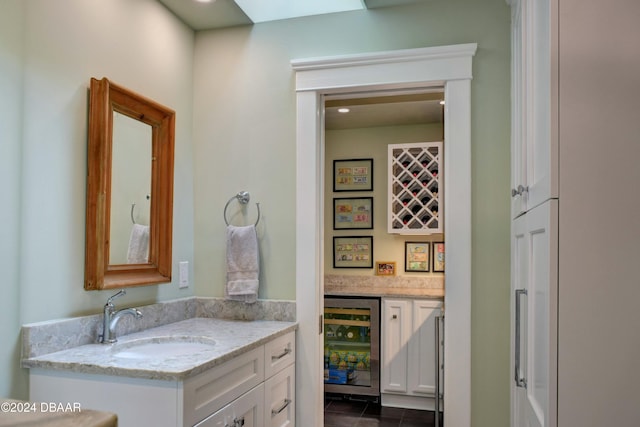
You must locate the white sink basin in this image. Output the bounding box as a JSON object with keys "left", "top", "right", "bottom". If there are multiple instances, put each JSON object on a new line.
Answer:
{"left": 112, "top": 336, "right": 216, "bottom": 360}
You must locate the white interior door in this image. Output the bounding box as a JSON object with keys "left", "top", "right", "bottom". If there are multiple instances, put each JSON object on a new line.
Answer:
{"left": 511, "top": 200, "right": 558, "bottom": 427}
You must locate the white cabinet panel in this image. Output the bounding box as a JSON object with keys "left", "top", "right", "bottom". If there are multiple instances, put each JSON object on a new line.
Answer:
{"left": 510, "top": 0, "right": 558, "bottom": 219}
{"left": 409, "top": 300, "right": 442, "bottom": 396}
{"left": 264, "top": 363, "right": 295, "bottom": 427}
{"left": 511, "top": 200, "right": 557, "bottom": 427}
{"left": 381, "top": 298, "right": 443, "bottom": 409}
{"left": 381, "top": 299, "right": 411, "bottom": 393}
{"left": 264, "top": 332, "right": 295, "bottom": 380}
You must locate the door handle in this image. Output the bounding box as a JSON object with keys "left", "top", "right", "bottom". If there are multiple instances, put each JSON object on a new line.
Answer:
{"left": 515, "top": 289, "right": 527, "bottom": 388}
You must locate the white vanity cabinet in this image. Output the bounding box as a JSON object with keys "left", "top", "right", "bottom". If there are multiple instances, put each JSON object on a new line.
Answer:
{"left": 29, "top": 331, "right": 296, "bottom": 427}
{"left": 380, "top": 298, "right": 443, "bottom": 410}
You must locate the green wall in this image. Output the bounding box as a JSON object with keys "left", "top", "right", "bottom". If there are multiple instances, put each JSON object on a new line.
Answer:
{"left": 194, "top": 0, "right": 510, "bottom": 427}
{"left": 1, "top": 0, "right": 511, "bottom": 425}
{"left": 193, "top": 1, "right": 511, "bottom": 425}
{"left": 0, "top": 0, "right": 195, "bottom": 399}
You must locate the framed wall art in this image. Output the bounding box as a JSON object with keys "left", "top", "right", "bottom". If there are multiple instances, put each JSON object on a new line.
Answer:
{"left": 376, "top": 261, "right": 396, "bottom": 276}
{"left": 405, "top": 241, "right": 430, "bottom": 272}
{"left": 333, "top": 158, "right": 373, "bottom": 192}
{"left": 333, "top": 197, "right": 373, "bottom": 230}
{"left": 333, "top": 236, "right": 373, "bottom": 268}
{"left": 433, "top": 241, "right": 445, "bottom": 272}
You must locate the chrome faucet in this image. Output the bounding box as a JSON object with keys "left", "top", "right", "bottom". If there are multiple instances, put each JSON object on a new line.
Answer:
{"left": 99, "top": 290, "right": 143, "bottom": 344}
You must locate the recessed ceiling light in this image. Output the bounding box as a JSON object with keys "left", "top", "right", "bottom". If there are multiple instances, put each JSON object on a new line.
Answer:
{"left": 337, "top": 108, "right": 350, "bottom": 113}
{"left": 194, "top": 0, "right": 215, "bottom": 3}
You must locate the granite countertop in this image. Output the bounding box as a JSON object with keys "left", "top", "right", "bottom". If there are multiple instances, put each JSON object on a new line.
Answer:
{"left": 324, "top": 274, "right": 444, "bottom": 299}
{"left": 22, "top": 318, "right": 297, "bottom": 382}
{"left": 325, "top": 285, "right": 444, "bottom": 299}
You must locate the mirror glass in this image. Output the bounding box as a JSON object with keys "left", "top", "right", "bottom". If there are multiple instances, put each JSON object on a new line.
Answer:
{"left": 85, "top": 77, "right": 175, "bottom": 290}
{"left": 110, "top": 112, "right": 152, "bottom": 264}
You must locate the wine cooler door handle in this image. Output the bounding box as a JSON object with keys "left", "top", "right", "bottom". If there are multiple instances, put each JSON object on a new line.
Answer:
{"left": 515, "top": 289, "right": 528, "bottom": 388}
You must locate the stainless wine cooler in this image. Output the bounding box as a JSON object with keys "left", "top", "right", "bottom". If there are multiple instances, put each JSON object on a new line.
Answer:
{"left": 324, "top": 297, "right": 380, "bottom": 397}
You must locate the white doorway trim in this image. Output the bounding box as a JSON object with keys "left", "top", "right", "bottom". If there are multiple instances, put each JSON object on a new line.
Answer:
{"left": 292, "top": 43, "right": 476, "bottom": 427}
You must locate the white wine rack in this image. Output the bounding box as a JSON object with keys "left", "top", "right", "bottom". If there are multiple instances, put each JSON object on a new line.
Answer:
{"left": 388, "top": 142, "right": 443, "bottom": 234}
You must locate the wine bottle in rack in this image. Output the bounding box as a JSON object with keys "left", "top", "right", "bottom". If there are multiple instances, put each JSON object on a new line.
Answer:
{"left": 402, "top": 214, "right": 412, "bottom": 224}
{"left": 411, "top": 205, "right": 421, "bottom": 214}
{"left": 402, "top": 198, "right": 410, "bottom": 206}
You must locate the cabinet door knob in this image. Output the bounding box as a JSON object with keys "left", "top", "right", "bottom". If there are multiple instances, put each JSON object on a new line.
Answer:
{"left": 511, "top": 185, "right": 529, "bottom": 198}
{"left": 392, "top": 314, "right": 398, "bottom": 319}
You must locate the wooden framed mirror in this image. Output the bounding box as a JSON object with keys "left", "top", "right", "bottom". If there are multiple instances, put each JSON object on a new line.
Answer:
{"left": 84, "top": 77, "right": 174, "bottom": 290}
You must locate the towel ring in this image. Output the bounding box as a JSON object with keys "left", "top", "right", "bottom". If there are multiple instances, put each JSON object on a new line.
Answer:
{"left": 224, "top": 191, "right": 261, "bottom": 226}
{"left": 130, "top": 195, "right": 151, "bottom": 224}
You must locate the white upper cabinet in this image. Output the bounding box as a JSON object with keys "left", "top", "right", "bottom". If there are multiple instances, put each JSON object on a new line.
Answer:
{"left": 510, "top": 0, "right": 558, "bottom": 218}
{"left": 388, "top": 142, "right": 443, "bottom": 234}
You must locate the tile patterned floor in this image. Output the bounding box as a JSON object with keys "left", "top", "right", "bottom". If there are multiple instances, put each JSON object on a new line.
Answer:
{"left": 324, "top": 398, "right": 443, "bottom": 427}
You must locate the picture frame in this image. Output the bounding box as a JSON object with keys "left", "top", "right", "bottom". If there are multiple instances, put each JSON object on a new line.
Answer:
{"left": 333, "top": 158, "right": 374, "bottom": 192}
{"left": 405, "top": 242, "right": 430, "bottom": 272}
{"left": 376, "top": 261, "right": 396, "bottom": 276}
{"left": 333, "top": 197, "right": 373, "bottom": 230}
{"left": 333, "top": 236, "right": 373, "bottom": 268}
{"left": 433, "top": 241, "right": 445, "bottom": 272}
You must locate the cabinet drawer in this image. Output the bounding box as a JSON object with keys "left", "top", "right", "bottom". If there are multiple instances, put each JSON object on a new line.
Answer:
{"left": 184, "top": 346, "right": 265, "bottom": 427}
{"left": 195, "top": 383, "right": 265, "bottom": 427}
{"left": 264, "top": 363, "right": 295, "bottom": 427}
{"left": 264, "top": 331, "right": 295, "bottom": 378}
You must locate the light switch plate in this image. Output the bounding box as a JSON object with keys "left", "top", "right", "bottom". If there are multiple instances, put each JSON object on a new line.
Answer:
{"left": 179, "top": 261, "right": 189, "bottom": 288}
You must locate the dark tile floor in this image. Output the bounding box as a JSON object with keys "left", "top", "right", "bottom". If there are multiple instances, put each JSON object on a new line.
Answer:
{"left": 324, "top": 398, "right": 443, "bottom": 427}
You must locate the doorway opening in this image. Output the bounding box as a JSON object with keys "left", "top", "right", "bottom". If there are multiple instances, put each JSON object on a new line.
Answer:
{"left": 323, "top": 88, "right": 445, "bottom": 422}
{"left": 293, "top": 43, "right": 476, "bottom": 427}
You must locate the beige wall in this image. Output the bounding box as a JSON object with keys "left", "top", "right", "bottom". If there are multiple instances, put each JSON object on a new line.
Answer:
{"left": 324, "top": 124, "right": 444, "bottom": 276}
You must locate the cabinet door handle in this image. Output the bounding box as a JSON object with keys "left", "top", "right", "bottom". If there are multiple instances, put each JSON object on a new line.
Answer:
{"left": 271, "top": 398, "right": 292, "bottom": 416}
{"left": 233, "top": 417, "right": 245, "bottom": 427}
{"left": 272, "top": 347, "right": 291, "bottom": 360}
{"left": 514, "top": 289, "right": 528, "bottom": 388}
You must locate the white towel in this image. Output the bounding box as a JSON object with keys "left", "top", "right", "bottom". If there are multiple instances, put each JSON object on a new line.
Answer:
{"left": 226, "top": 224, "right": 259, "bottom": 303}
{"left": 127, "top": 224, "right": 149, "bottom": 264}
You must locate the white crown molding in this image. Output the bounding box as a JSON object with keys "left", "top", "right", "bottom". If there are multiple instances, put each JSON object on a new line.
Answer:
{"left": 292, "top": 43, "right": 478, "bottom": 92}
